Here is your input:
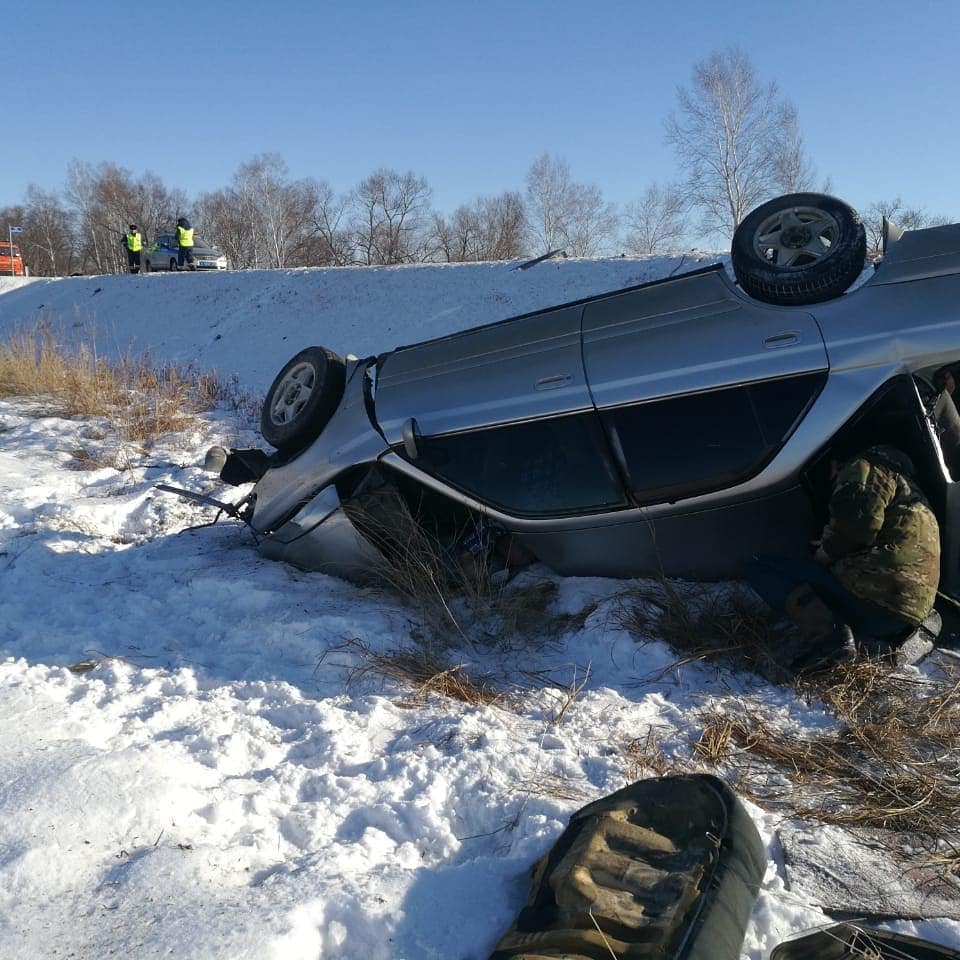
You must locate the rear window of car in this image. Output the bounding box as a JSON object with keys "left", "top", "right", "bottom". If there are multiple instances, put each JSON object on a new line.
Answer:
{"left": 604, "top": 372, "right": 825, "bottom": 505}
{"left": 414, "top": 412, "right": 628, "bottom": 517}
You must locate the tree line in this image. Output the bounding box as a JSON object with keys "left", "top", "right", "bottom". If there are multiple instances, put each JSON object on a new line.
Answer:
{"left": 2, "top": 49, "right": 947, "bottom": 277}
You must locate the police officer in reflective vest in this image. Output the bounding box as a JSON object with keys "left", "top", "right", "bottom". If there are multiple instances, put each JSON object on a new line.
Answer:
{"left": 122, "top": 224, "right": 142, "bottom": 274}
{"left": 176, "top": 217, "right": 195, "bottom": 270}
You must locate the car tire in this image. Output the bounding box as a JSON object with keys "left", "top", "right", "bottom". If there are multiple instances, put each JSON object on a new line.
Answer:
{"left": 731, "top": 193, "right": 866, "bottom": 305}
{"left": 260, "top": 346, "right": 347, "bottom": 453}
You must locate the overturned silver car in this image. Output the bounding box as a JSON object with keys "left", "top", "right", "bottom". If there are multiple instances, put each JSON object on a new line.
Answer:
{"left": 208, "top": 193, "right": 960, "bottom": 597}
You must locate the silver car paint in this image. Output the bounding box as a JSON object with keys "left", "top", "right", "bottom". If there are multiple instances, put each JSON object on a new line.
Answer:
{"left": 247, "top": 220, "right": 960, "bottom": 583}
{"left": 581, "top": 269, "right": 827, "bottom": 409}
{"left": 250, "top": 359, "right": 386, "bottom": 534}
{"left": 256, "top": 485, "right": 385, "bottom": 577}
{"left": 375, "top": 303, "right": 590, "bottom": 443}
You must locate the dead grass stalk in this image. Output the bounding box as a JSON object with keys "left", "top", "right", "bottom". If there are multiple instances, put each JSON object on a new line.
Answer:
{"left": 0, "top": 326, "right": 228, "bottom": 443}
{"left": 345, "top": 489, "right": 568, "bottom": 653}
{"left": 327, "top": 637, "right": 504, "bottom": 708}
{"left": 615, "top": 577, "right": 783, "bottom": 680}
{"left": 697, "top": 660, "right": 960, "bottom": 870}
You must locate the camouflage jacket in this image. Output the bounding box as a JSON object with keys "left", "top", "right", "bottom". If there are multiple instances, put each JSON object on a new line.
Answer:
{"left": 821, "top": 446, "right": 940, "bottom": 625}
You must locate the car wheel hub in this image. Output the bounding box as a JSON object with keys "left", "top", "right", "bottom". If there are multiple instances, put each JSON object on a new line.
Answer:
{"left": 781, "top": 226, "right": 811, "bottom": 248}
{"left": 754, "top": 206, "right": 840, "bottom": 268}
{"left": 270, "top": 362, "right": 315, "bottom": 424}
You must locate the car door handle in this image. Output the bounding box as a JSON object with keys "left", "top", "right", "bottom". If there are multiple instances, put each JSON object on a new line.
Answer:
{"left": 763, "top": 332, "right": 800, "bottom": 348}
{"left": 402, "top": 417, "right": 420, "bottom": 459}
{"left": 535, "top": 373, "right": 573, "bottom": 390}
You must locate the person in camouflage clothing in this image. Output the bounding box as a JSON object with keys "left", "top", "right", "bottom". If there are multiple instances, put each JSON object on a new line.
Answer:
{"left": 745, "top": 445, "right": 940, "bottom": 668}
{"left": 817, "top": 445, "right": 940, "bottom": 626}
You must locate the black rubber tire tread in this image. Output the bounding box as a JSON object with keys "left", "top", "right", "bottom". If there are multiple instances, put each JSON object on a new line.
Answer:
{"left": 260, "top": 346, "right": 346, "bottom": 453}
{"left": 731, "top": 192, "right": 866, "bottom": 306}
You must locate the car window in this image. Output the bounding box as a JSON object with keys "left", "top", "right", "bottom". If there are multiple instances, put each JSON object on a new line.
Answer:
{"left": 414, "top": 412, "right": 628, "bottom": 516}
{"left": 606, "top": 372, "right": 825, "bottom": 505}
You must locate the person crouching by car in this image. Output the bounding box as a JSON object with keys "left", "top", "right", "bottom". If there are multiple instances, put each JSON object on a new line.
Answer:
{"left": 122, "top": 224, "right": 142, "bottom": 274}
{"left": 176, "top": 217, "right": 195, "bottom": 270}
{"left": 745, "top": 444, "right": 940, "bottom": 672}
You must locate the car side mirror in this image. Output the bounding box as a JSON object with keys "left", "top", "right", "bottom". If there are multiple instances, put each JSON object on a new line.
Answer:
{"left": 882, "top": 216, "right": 904, "bottom": 253}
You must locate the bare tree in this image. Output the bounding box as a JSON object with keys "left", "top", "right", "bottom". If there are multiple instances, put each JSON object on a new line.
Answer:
{"left": 193, "top": 188, "right": 252, "bottom": 270}
{"left": 434, "top": 191, "right": 527, "bottom": 262}
{"left": 862, "top": 197, "right": 950, "bottom": 255}
{"left": 349, "top": 168, "right": 433, "bottom": 265}
{"left": 622, "top": 183, "right": 689, "bottom": 254}
{"left": 197, "top": 154, "right": 336, "bottom": 269}
{"left": 774, "top": 104, "right": 815, "bottom": 194}
{"left": 308, "top": 181, "right": 353, "bottom": 266}
{"left": 64, "top": 160, "right": 108, "bottom": 274}
{"left": 21, "top": 187, "right": 76, "bottom": 276}
{"left": 665, "top": 48, "right": 814, "bottom": 240}
{"left": 524, "top": 154, "right": 617, "bottom": 256}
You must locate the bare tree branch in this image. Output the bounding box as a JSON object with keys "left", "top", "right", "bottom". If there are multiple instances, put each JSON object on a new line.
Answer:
{"left": 665, "top": 48, "right": 816, "bottom": 241}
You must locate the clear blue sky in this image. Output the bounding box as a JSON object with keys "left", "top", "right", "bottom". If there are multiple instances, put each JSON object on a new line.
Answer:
{"left": 4, "top": 0, "right": 959, "bottom": 229}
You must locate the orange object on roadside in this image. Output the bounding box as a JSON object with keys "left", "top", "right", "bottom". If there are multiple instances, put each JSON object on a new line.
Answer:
{"left": 0, "top": 241, "right": 25, "bottom": 276}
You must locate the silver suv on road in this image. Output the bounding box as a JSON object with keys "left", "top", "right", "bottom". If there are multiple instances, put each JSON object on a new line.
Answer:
{"left": 143, "top": 234, "right": 228, "bottom": 271}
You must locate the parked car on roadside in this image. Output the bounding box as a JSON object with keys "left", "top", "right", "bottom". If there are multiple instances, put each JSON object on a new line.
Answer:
{"left": 143, "top": 234, "right": 228, "bottom": 272}
{"left": 199, "top": 192, "right": 960, "bottom": 603}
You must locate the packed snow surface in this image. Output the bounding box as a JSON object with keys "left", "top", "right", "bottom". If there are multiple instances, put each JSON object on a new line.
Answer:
{"left": 0, "top": 259, "right": 958, "bottom": 958}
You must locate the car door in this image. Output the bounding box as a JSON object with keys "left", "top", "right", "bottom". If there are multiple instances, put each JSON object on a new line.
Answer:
{"left": 581, "top": 266, "right": 830, "bottom": 502}
{"left": 374, "top": 303, "right": 630, "bottom": 517}
{"left": 582, "top": 265, "right": 828, "bottom": 409}
{"left": 156, "top": 233, "right": 177, "bottom": 269}
{"left": 376, "top": 303, "right": 593, "bottom": 441}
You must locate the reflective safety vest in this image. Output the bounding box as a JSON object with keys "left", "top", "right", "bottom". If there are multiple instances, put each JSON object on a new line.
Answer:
{"left": 125, "top": 231, "right": 142, "bottom": 252}
{"left": 177, "top": 226, "right": 194, "bottom": 248}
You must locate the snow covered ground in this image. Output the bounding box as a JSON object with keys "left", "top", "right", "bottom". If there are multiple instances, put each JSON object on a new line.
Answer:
{"left": 1, "top": 259, "right": 958, "bottom": 959}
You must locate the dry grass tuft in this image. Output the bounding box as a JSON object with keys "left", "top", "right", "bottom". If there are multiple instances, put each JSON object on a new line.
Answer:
{"left": 345, "top": 488, "right": 570, "bottom": 654}
{"left": 617, "top": 578, "right": 960, "bottom": 871}
{"left": 615, "top": 577, "right": 784, "bottom": 680}
{"left": 511, "top": 772, "right": 594, "bottom": 803}
{"left": 67, "top": 447, "right": 111, "bottom": 471}
{"left": 696, "top": 661, "right": 960, "bottom": 870}
{"left": 328, "top": 637, "right": 504, "bottom": 708}
{"left": 0, "top": 326, "right": 228, "bottom": 443}
{"left": 623, "top": 731, "right": 672, "bottom": 780}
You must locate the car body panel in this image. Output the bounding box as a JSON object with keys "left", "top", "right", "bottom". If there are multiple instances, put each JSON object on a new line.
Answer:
{"left": 582, "top": 267, "right": 827, "bottom": 408}
{"left": 375, "top": 303, "right": 590, "bottom": 443}
{"left": 249, "top": 359, "right": 387, "bottom": 535}
{"left": 866, "top": 221, "right": 960, "bottom": 285}
{"left": 243, "top": 214, "right": 960, "bottom": 592}
{"left": 816, "top": 274, "right": 960, "bottom": 373}
{"left": 255, "top": 485, "right": 385, "bottom": 578}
